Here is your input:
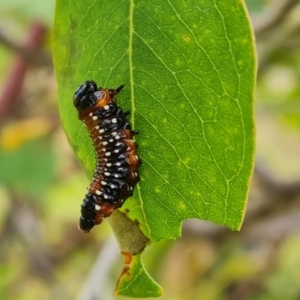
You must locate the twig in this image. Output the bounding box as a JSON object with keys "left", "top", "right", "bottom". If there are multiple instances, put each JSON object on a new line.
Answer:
{"left": 254, "top": 162, "right": 300, "bottom": 199}
{"left": 76, "top": 237, "right": 120, "bottom": 300}
{"left": 0, "top": 29, "right": 51, "bottom": 66}
{"left": 253, "top": 0, "right": 299, "bottom": 35}
{"left": 0, "top": 21, "right": 48, "bottom": 121}
{"left": 9, "top": 193, "right": 55, "bottom": 282}
{"left": 244, "top": 210, "right": 300, "bottom": 245}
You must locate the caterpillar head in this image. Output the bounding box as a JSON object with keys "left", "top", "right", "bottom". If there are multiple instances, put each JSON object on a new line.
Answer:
{"left": 73, "top": 80, "right": 101, "bottom": 111}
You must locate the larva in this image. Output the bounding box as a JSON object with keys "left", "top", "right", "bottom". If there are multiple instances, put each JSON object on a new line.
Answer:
{"left": 73, "top": 80, "right": 141, "bottom": 232}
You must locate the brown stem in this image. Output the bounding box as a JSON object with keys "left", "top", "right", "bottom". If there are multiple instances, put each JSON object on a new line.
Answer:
{"left": 253, "top": 0, "right": 299, "bottom": 35}
{"left": 0, "top": 22, "right": 48, "bottom": 121}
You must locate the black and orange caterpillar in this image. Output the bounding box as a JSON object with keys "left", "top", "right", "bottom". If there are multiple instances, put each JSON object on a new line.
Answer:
{"left": 73, "top": 81, "right": 141, "bottom": 232}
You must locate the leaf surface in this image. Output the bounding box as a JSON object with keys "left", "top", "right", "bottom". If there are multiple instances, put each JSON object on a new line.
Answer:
{"left": 54, "top": 0, "right": 255, "bottom": 296}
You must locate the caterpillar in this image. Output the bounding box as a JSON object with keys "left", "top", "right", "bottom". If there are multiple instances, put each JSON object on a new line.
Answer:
{"left": 73, "top": 80, "right": 141, "bottom": 233}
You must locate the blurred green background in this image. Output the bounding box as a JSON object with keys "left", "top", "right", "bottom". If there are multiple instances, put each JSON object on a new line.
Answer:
{"left": 1, "top": 0, "right": 300, "bottom": 299}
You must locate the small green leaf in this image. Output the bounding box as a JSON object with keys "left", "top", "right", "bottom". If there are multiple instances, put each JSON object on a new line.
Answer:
{"left": 54, "top": 0, "right": 255, "bottom": 297}
{"left": 114, "top": 253, "right": 163, "bottom": 298}
{"left": 108, "top": 208, "right": 163, "bottom": 297}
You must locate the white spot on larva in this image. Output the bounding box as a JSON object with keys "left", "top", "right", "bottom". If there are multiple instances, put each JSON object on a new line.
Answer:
{"left": 112, "top": 132, "right": 117, "bottom": 136}
{"left": 95, "top": 125, "right": 99, "bottom": 129}
{"left": 100, "top": 136, "right": 103, "bottom": 140}
{"left": 115, "top": 162, "right": 121, "bottom": 166}
{"left": 134, "top": 172, "right": 138, "bottom": 176}
{"left": 110, "top": 184, "right": 116, "bottom": 189}
{"left": 114, "top": 149, "right": 120, "bottom": 153}
{"left": 130, "top": 186, "right": 133, "bottom": 190}
{"left": 116, "top": 142, "right": 121, "bottom": 146}
{"left": 114, "top": 174, "right": 120, "bottom": 178}
{"left": 104, "top": 105, "right": 109, "bottom": 110}
{"left": 115, "top": 135, "right": 120, "bottom": 140}
{"left": 109, "top": 139, "right": 113, "bottom": 143}
{"left": 107, "top": 163, "right": 112, "bottom": 167}
{"left": 89, "top": 112, "right": 93, "bottom": 117}
{"left": 101, "top": 181, "right": 107, "bottom": 185}
{"left": 99, "top": 129, "right": 105, "bottom": 133}
{"left": 105, "top": 152, "right": 111, "bottom": 157}
{"left": 112, "top": 118, "right": 117, "bottom": 123}
{"left": 102, "top": 148, "right": 106, "bottom": 152}
{"left": 95, "top": 204, "right": 101, "bottom": 211}
{"left": 104, "top": 172, "right": 111, "bottom": 176}
{"left": 134, "top": 155, "right": 139, "bottom": 160}
{"left": 104, "top": 168, "right": 107, "bottom": 171}
{"left": 92, "top": 116, "right": 98, "bottom": 121}
{"left": 104, "top": 194, "right": 108, "bottom": 199}
{"left": 103, "top": 141, "right": 108, "bottom": 146}
{"left": 95, "top": 190, "right": 101, "bottom": 195}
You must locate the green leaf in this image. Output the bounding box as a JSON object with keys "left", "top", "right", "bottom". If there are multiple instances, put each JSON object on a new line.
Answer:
{"left": 54, "top": 0, "right": 255, "bottom": 297}
{"left": 114, "top": 253, "right": 163, "bottom": 297}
